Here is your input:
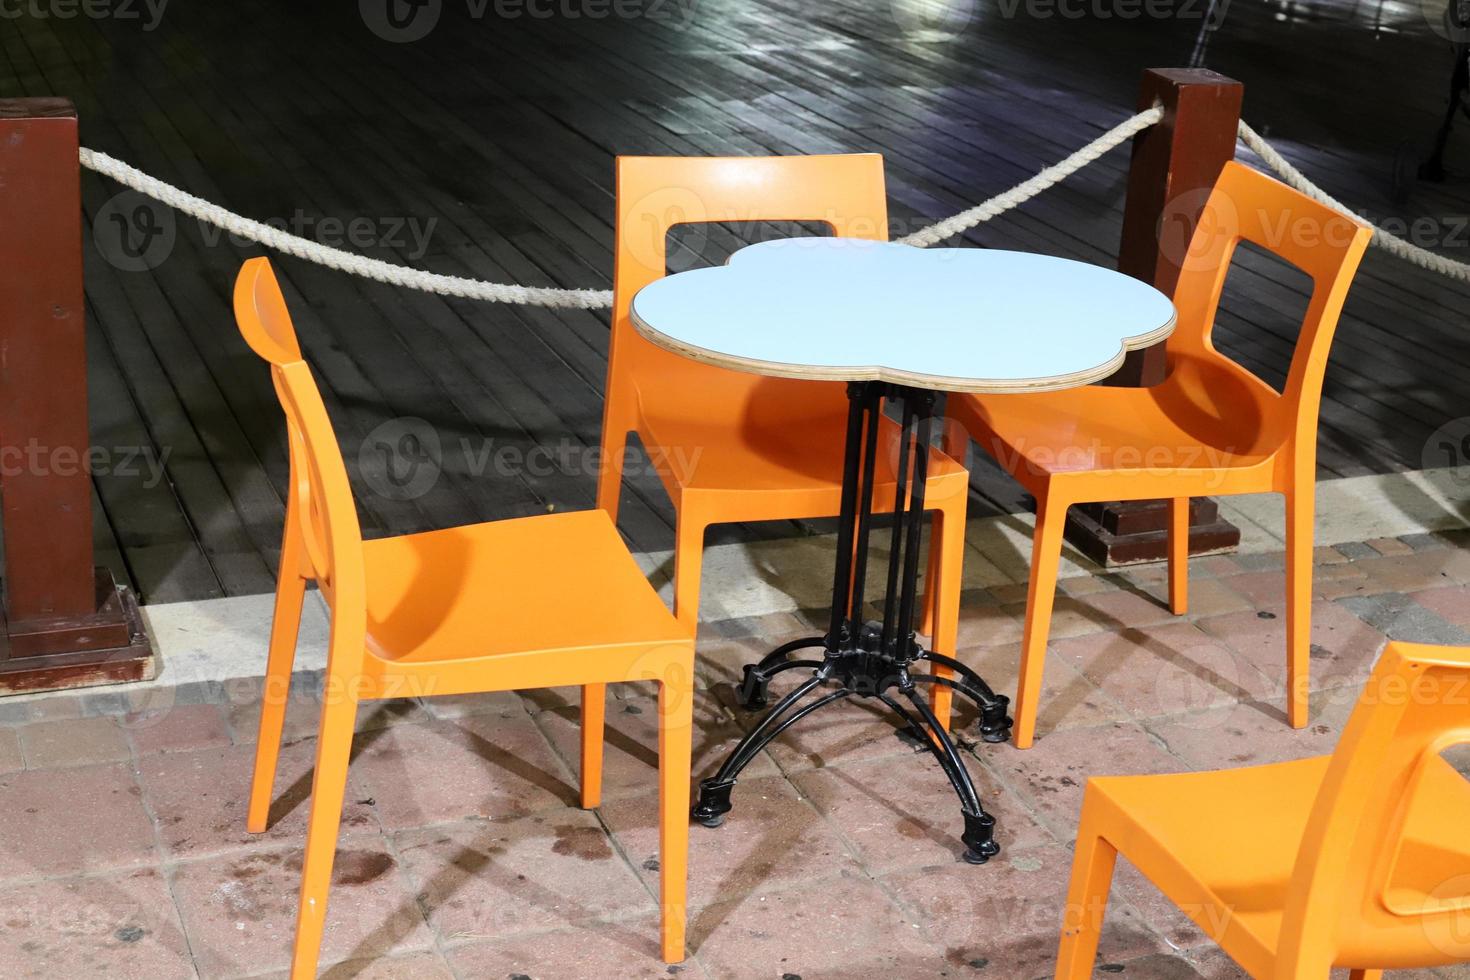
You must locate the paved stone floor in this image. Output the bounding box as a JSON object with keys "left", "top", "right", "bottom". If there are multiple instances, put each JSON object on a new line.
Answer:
{"left": 2, "top": 532, "right": 1470, "bottom": 978}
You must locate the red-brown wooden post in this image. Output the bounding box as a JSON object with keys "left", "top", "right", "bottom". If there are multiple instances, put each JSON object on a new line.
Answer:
{"left": 1064, "top": 68, "right": 1244, "bottom": 566}
{"left": 0, "top": 97, "right": 153, "bottom": 692}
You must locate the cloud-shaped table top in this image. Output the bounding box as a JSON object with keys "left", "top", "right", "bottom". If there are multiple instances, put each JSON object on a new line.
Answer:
{"left": 630, "top": 238, "right": 1176, "bottom": 394}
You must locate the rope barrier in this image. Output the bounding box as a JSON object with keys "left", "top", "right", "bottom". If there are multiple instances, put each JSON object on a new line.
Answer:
{"left": 895, "top": 105, "right": 1165, "bottom": 247}
{"left": 78, "top": 111, "right": 1470, "bottom": 307}
{"left": 1237, "top": 121, "right": 1470, "bottom": 284}
{"left": 78, "top": 148, "right": 615, "bottom": 310}
{"left": 78, "top": 106, "right": 1162, "bottom": 308}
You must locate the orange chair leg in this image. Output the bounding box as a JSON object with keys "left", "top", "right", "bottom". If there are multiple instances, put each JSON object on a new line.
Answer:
{"left": 289, "top": 688, "right": 358, "bottom": 980}
{"left": 580, "top": 683, "right": 606, "bottom": 809}
{"left": 248, "top": 532, "right": 308, "bottom": 834}
{"left": 671, "top": 515, "right": 706, "bottom": 630}
{"left": 927, "top": 500, "right": 967, "bottom": 732}
{"left": 1168, "top": 496, "right": 1189, "bottom": 616}
{"left": 657, "top": 670, "right": 694, "bottom": 963}
{"left": 1347, "top": 971, "right": 1382, "bottom": 980}
{"left": 1055, "top": 810, "right": 1118, "bottom": 980}
{"left": 1284, "top": 488, "right": 1313, "bottom": 728}
{"left": 1014, "top": 493, "right": 1068, "bottom": 749}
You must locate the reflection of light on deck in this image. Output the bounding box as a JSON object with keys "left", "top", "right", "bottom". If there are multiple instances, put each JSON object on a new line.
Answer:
{"left": 1259, "top": 0, "right": 1441, "bottom": 35}
{"left": 891, "top": 0, "right": 980, "bottom": 41}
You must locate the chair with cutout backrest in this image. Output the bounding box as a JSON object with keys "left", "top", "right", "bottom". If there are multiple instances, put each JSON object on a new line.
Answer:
{"left": 233, "top": 257, "right": 696, "bottom": 977}
{"left": 944, "top": 161, "right": 1373, "bottom": 748}
{"left": 1056, "top": 640, "right": 1470, "bottom": 978}
{"left": 587, "top": 153, "right": 974, "bottom": 762}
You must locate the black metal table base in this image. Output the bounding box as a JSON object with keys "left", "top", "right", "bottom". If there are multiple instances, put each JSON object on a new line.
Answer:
{"left": 690, "top": 381, "right": 1013, "bottom": 864}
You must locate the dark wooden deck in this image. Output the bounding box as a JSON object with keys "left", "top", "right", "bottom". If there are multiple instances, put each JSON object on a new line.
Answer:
{"left": 1, "top": 0, "right": 1465, "bottom": 602}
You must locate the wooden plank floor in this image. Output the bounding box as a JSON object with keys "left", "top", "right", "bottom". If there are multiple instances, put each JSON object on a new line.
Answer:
{"left": 0, "top": 0, "right": 1464, "bottom": 602}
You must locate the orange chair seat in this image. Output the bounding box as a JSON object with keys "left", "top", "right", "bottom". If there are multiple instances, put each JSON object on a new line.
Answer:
{"left": 362, "top": 509, "right": 686, "bottom": 664}
{"left": 1091, "top": 753, "right": 1470, "bottom": 974}
{"left": 953, "top": 356, "right": 1279, "bottom": 486}
{"left": 639, "top": 376, "right": 967, "bottom": 496}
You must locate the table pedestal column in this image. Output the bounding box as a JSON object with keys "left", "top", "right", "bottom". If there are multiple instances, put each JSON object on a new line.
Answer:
{"left": 690, "top": 381, "right": 1012, "bottom": 864}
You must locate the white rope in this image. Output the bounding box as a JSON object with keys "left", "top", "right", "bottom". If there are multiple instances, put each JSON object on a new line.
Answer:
{"left": 896, "top": 105, "right": 1165, "bottom": 247}
{"left": 1237, "top": 120, "right": 1470, "bottom": 284}
{"left": 79, "top": 108, "right": 1164, "bottom": 307}
{"left": 78, "top": 148, "right": 615, "bottom": 310}
{"left": 77, "top": 113, "right": 1470, "bottom": 309}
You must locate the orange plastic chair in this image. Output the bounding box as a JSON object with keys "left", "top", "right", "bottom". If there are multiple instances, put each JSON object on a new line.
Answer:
{"left": 233, "top": 258, "right": 696, "bottom": 977}
{"left": 590, "top": 153, "right": 973, "bottom": 750}
{"left": 944, "top": 162, "right": 1372, "bottom": 747}
{"left": 1056, "top": 640, "right": 1470, "bottom": 978}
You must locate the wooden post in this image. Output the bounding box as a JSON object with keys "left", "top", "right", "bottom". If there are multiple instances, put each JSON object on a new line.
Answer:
{"left": 0, "top": 98, "right": 153, "bottom": 693}
{"left": 1063, "top": 69, "right": 1244, "bottom": 567}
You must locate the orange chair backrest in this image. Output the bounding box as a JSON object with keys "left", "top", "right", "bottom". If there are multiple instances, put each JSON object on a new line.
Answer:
{"left": 1168, "top": 161, "right": 1372, "bottom": 456}
{"left": 234, "top": 257, "right": 303, "bottom": 365}
{"left": 234, "top": 259, "right": 366, "bottom": 665}
{"left": 1278, "top": 641, "right": 1470, "bottom": 973}
{"left": 610, "top": 154, "right": 889, "bottom": 399}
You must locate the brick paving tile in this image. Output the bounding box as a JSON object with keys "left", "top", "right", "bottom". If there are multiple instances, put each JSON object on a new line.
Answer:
{"left": 1003, "top": 588, "right": 1179, "bottom": 643}
{"left": 531, "top": 690, "right": 777, "bottom": 801}
{"left": 957, "top": 600, "right": 1026, "bottom": 648}
{"left": 0, "top": 727, "right": 22, "bottom": 774}
{"left": 255, "top": 950, "right": 458, "bottom": 979}
{"left": 1177, "top": 577, "right": 1254, "bottom": 617}
{"left": 1141, "top": 695, "right": 1351, "bottom": 770}
{"left": 0, "top": 764, "right": 157, "bottom": 879}
{"left": 1368, "top": 536, "right": 1415, "bottom": 556}
{"left": 346, "top": 715, "right": 576, "bottom": 830}
{"left": 979, "top": 722, "right": 1184, "bottom": 840}
{"left": 393, "top": 810, "right": 654, "bottom": 943}
{"left": 789, "top": 752, "right": 1052, "bottom": 875}
{"left": 1339, "top": 592, "right": 1470, "bottom": 645}
{"left": 445, "top": 917, "right": 690, "bottom": 979}
{"left": 127, "top": 703, "right": 234, "bottom": 756}
{"left": 18, "top": 716, "right": 132, "bottom": 769}
{"left": 1345, "top": 549, "right": 1470, "bottom": 596}
{"left": 169, "top": 839, "right": 432, "bottom": 978}
{"left": 1194, "top": 600, "right": 1388, "bottom": 694}
{"left": 602, "top": 773, "right": 860, "bottom": 911}
{"left": 0, "top": 868, "right": 192, "bottom": 979}
{"left": 1410, "top": 585, "right": 1470, "bottom": 629}
{"left": 958, "top": 643, "right": 1131, "bottom": 738}
{"left": 715, "top": 683, "right": 919, "bottom": 773}
{"left": 416, "top": 690, "right": 526, "bottom": 720}
{"left": 882, "top": 843, "right": 1163, "bottom": 979}
{"left": 137, "top": 740, "right": 377, "bottom": 861}
{"left": 690, "top": 872, "right": 925, "bottom": 980}
{"left": 1050, "top": 623, "right": 1278, "bottom": 721}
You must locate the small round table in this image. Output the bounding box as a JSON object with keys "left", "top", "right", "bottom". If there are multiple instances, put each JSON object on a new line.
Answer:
{"left": 631, "top": 237, "right": 1176, "bottom": 863}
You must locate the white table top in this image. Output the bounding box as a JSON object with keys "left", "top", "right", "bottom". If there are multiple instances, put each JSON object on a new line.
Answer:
{"left": 630, "top": 238, "right": 1177, "bottom": 394}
